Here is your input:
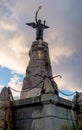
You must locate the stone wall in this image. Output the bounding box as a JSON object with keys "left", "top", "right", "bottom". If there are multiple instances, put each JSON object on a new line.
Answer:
{"left": 12, "top": 94, "right": 78, "bottom": 130}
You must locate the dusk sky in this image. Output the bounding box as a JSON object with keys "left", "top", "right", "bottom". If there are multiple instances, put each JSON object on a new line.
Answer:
{"left": 0, "top": 0, "right": 82, "bottom": 99}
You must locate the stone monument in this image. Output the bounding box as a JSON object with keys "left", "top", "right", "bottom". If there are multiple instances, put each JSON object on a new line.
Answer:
{"left": 21, "top": 6, "right": 58, "bottom": 99}
{"left": 0, "top": 6, "right": 79, "bottom": 130}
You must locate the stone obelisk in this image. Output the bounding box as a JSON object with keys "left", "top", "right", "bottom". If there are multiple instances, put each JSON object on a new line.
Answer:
{"left": 21, "top": 6, "right": 58, "bottom": 99}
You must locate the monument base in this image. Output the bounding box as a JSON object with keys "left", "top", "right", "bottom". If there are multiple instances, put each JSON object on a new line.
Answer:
{"left": 12, "top": 94, "right": 78, "bottom": 130}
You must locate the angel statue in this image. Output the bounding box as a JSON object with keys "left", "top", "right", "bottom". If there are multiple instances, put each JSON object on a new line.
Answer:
{"left": 26, "top": 6, "right": 49, "bottom": 40}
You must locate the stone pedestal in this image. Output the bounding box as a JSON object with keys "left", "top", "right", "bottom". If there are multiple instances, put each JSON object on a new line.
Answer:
{"left": 21, "top": 40, "right": 58, "bottom": 99}
{"left": 12, "top": 94, "right": 78, "bottom": 130}
{"left": 76, "top": 92, "right": 82, "bottom": 130}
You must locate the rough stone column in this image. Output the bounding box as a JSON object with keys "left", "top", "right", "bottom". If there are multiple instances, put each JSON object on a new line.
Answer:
{"left": 73, "top": 92, "right": 82, "bottom": 130}
{"left": 21, "top": 40, "right": 58, "bottom": 99}
{"left": 0, "top": 87, "right": 13, "bottom": 130}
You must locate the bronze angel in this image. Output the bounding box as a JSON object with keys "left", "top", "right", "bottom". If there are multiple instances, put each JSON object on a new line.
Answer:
{"left": 26, "top": 6, "right": 49, "bottom": 40}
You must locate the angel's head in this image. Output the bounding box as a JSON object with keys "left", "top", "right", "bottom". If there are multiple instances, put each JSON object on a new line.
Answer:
{"left": 37, "top": 19, "right": 42, "bottom": 24}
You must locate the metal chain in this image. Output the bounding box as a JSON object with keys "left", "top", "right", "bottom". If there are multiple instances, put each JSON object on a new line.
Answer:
{"left": 8, "top": 75, "right": 76, "bottom": 97}
{"left": 58, "top": 89, "right": 76, "bottom": 96}
{"left": 8, "top": 79, "right": 43, "bottom": 93}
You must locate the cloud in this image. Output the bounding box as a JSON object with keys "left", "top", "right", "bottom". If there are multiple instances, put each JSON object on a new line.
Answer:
{"left": 7, "top": 74, "right": 22, "bottom": 98}
{"left": 0, "top": 85, "right": 4, "bottom": 89}
{"left": 52, "top": 53, "right": 82, "bottom": 92}
{"left": 0, "top": 1, "right": 31, "bottom": 74}
{"left": 0, "top": 34, "right": 29, "bottom": 74}
{"left": 46, "top": 29, "right": 74, "bottom": 63}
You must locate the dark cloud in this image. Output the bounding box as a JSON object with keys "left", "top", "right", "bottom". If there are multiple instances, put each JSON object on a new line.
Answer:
{"left": 52, "top": 52, "right": 82, "bottom": 92}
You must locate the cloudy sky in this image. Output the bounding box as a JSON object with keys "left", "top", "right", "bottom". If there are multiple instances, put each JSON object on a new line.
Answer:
{"left": 0, "top": 0, "right": 82, "bottom": 99}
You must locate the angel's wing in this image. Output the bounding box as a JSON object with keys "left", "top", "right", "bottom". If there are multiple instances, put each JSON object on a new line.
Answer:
{"left": 44, "top": 25, "right": 50, "bottom": 29}
{"left": 26, "top": 22, "right": 37, "bottom": 28}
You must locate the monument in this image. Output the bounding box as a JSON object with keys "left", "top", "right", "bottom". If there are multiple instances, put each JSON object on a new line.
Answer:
{"left": 21, "top": 6, "right": 58, "bottom": 99}
{"left": 0, "top": 6, "right": 79, "bottom": 130}
{"left": 16, "top": 7, "right": 78, "bottom": 129}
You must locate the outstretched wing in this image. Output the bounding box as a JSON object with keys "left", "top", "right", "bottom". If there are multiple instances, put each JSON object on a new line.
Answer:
{"left": 44, "top": 25, "right": 50, "bottom": 29}
{"left": 26, "top": 22, "right": 37, "bottom": 28}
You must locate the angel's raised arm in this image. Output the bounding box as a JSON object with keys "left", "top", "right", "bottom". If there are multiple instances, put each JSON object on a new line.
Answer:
{"left": 35, "top": 6, "right": 42, "bottom": 23}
